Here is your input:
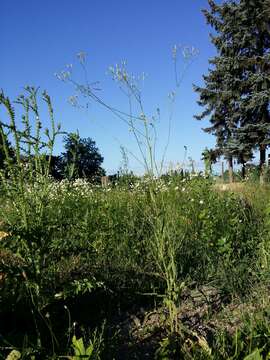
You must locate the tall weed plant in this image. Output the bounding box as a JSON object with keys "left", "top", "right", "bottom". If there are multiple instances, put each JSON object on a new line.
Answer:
{"left": 56, "top": 46, "right": 199, "bottom": 333}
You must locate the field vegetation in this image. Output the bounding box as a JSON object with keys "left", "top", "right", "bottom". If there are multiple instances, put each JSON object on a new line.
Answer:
{"left": 1, "top": 0, "right": 270, "bottom": 358}
{"left": 0, "top": 90, "right": 270, "bottom": 358}
{"left": 1, "top": 166, "right": 270, "bottom": 359}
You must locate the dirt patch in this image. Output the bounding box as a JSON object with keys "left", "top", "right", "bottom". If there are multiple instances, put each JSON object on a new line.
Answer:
{"left": 110, "top": 286, "right": 227, "bottom": 359}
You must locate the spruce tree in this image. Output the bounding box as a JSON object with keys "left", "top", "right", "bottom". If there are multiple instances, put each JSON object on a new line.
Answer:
{"left": 232, "top": 0, "right": 270, "bottom": 182}
{"left": 194, "top": 0, "right": 244, "bottom": 182}
{"left": 194, "top": 0, "right": 270, "bottom": 182}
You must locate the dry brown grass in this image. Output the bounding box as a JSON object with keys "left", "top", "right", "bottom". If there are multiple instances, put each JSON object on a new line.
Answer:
{"left": 0, "top": 231, "right": 10, "bottom": 240}
{"left": 214, "top": 182, "right": 246, "bottom": 192}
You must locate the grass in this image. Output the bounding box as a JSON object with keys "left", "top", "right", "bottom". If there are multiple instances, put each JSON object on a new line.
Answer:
{"left": 1, "top": 87, "right": 270, "bottom": 359}
{"left": 0, "top": 174, "right": 270, "bottom": 359}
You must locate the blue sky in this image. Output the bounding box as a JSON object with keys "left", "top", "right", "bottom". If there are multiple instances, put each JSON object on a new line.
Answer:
{"left": 1, "top": 0, "right": 220, "bottom": 174}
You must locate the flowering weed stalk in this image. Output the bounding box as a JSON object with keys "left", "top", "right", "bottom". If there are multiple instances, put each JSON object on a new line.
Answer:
{"left": 0, "top": 87, "right": 64, "bottom": 351}
{"left": 56, "top": 46, "right": 198, "bottom": 334}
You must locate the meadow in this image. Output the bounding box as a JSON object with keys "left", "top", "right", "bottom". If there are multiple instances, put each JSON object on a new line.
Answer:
{"left": 1, "top": 53, "right": 270, "bottom": 359}
{"left": 2, "top": 0, "right": 270, "bottom": 357}
{"left": 1, "top": 171, "right": 270, "bottom": 359}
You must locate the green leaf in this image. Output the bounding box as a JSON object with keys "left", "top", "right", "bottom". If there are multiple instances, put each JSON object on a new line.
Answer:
{"left": 72, "top": 336, "right": 86, "bottom": 356}
{"left": 85, "top": 342, "right": 94, "bottom": 356}
{"left": 244, "top": 348, "right": 263, "bottom": 360}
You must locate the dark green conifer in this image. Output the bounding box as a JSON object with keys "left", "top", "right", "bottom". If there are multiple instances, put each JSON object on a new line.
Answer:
{"left": 195, "top": 0, "right": 270, "bottom": 181}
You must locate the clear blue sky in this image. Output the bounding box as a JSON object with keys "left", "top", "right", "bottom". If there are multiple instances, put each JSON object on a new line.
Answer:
{"left": 1, "top": 0, "right": 221, "bottom": 174}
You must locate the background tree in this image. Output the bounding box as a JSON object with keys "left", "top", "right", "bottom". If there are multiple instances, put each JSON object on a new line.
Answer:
{"left": 45, "top": 155, "right": 62, "bottom": 180}
{"left": 201, "top": 147, "right": 218, "bottom": 176}
{"left": 60, "top": 132, "right": 105, "bottom": 180}
{"left": 194, "top": 0, "right": 270, "bottom": 182}
{"left": 194, "top": 0, "right": 242, "bottom": 182}
{"left": 231, "top": 0, "right": 270, "bottom": 182}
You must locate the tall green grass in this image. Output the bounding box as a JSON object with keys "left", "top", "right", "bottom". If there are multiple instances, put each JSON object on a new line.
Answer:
{"left": 0, "top": 175, "right": 267, "bottom": 357}
{"left": 1, "top": 87, "right": 270, "bottom": 358}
